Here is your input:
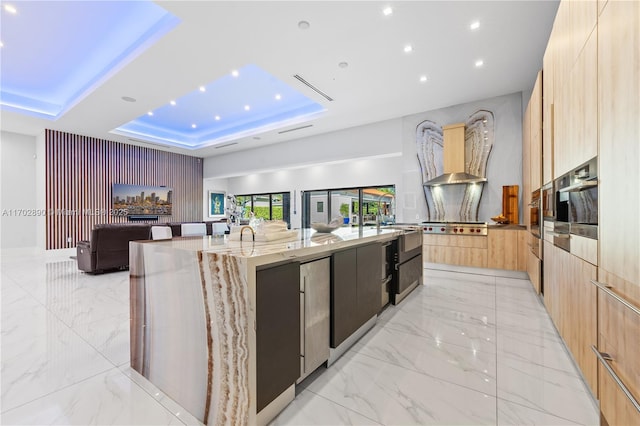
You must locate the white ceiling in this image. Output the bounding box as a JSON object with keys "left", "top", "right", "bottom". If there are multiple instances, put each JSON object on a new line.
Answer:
{"left": 0, "top": 1, "right": 558, "bottom": 158}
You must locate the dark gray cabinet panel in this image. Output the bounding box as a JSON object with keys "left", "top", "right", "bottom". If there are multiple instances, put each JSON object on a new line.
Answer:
{"left": 256, "top": 262, "right": 300, "bottom": 412}
{"left": 330, "top": 248, "right": 358, "bottom": 347}
{"left": 397, "top": 254, "right": 422, "bottom": 294}
{"left": 331, "top": 243, "right": 382, "bottom": 348}
{"left": 357, "top": 243, "right": 382, "bottom": 324}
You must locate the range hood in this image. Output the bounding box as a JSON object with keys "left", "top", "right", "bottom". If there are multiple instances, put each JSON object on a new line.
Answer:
{"left": 423, "top": 122, "right": 487, "bottom": 186}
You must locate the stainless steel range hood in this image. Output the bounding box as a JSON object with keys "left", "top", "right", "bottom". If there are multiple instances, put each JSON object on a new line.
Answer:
{"left": 423, "top": 123, "right": 487, "bottom": 186}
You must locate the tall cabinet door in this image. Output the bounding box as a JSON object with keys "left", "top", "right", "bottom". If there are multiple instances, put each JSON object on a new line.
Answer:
{"left": 598, "top": 1, "right": 640, "bottom": 424}
{"left": 542, "top": 42, "right": 554, "bottom": 185}
{"left": 356, "top": 243, "right": 382, "bottom": 325}
{"left": 256, "top": 262, "right": 300, "bottom": 412}
{"left": 598, "top": 0, "right": 640, "bottom": 295}
{"left": 530, "top": 71, "right": 543, "bottom": 191}
{"left": 331, "top": 248, "right": 358, "bottom": 347}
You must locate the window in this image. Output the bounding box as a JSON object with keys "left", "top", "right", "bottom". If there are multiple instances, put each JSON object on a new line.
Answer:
{"left": 302, "top": 185, "right": 395, "bottom": 228}
{"left": 234, "top": 192, "right": 291, "bottom": 226}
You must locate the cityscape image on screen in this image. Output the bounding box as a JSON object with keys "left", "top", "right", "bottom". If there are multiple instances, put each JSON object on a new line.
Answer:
{"left": 112, "top": 184, "right": 173, "bottom": 216}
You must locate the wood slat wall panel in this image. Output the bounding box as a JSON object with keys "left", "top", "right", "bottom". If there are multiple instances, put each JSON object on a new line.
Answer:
{"left": 45, "top": 130, "right": 203, "bottom": 249}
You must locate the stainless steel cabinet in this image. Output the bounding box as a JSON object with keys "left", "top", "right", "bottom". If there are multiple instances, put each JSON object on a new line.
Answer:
{"left": 298, "top": 258, "right": 330, "bottom": 382}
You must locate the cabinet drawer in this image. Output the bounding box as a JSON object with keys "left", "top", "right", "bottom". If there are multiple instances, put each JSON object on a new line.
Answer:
{"left": 596, "top": 276, "right": 640, "bottom": 425}
{"left": 422, "top": 234, "right": 487, "bottom": 248}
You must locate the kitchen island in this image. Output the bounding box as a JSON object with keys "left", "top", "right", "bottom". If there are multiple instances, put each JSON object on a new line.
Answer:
{"left": 129, "top": 226, "right": 416, "bottom": 425}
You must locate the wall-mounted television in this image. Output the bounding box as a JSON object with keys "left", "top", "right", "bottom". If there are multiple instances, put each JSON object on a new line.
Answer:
{"left": 112, "top": 184, "right": 172, "bottom": 216}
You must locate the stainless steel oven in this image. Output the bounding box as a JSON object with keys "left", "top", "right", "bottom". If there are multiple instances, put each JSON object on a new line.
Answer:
{"left": 552, "top": 157, "right": 598, "bottom": 251}
{"left": 530, "top": 189, "right": 541, "bottom": 238}
{"left": 566, "top": 157, "right": 598, "bottom": 240}
{"left": 553, "top": 173, "right": 571, "bottom": 252}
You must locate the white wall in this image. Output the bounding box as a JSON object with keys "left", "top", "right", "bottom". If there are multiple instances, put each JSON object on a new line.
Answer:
{"left": 203, "top": 92, "right": 524, "bottom": 226}
{"left": 203, "top": 118, "right": 403, "bottom": 178}
{"left": 402, "top": 92, "right": 524, "bottom": 223}
{"left": 1, "top": 131, "right": 38, "bottom": 248}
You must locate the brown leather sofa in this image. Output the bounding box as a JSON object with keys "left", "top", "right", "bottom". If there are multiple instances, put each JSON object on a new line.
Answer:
{"left": 77, "top": 223, "right": 153, "bottom": 274}
{"left": 76, "top": 221, "right": 228, "bottom": 274}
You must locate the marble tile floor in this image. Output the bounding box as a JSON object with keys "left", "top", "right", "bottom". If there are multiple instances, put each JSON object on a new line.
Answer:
{"left": 1, "top": 249, "right": 599, "bottom": 425}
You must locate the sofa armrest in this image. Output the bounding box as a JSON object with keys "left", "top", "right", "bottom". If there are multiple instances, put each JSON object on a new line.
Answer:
{"left": 77, "top": 240, "right": 96, "bottom": 273}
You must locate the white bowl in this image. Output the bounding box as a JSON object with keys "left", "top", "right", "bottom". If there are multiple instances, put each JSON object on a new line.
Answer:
{"left": 311, "top": 222, "right": 341, "bottom": 233}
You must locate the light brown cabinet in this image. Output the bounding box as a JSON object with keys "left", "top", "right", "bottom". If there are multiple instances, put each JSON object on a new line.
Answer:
{"left": 569, "top": 29, "right": 598, "bottom": 169}
{"left": 529, "top": 72, "right": 543, "bottom": 191}
{"left": 552, "top": 1, "right": 598, "bottom": 177}
{"left": 522, "top": 100, "right": 531, "bottom": 231}
{"left": 487, "top": 229, "right": 527, "bottom": 272}
{"left": 596, "top": 281, "right": 640, "bottom": 426}
{"left": 542, "top": 47, "right": 554, "bottom": 185}
{"left": 597, "top": 2, "right": 640, "bottom": 422}
{"left": 542, "top": 242, "right": 597, "bottom": 396}
{"left": 423, "top": 229, "right": 527, "bottom": 272}
{"left": 527, "top": 250, "right": 541, "bottom": 294}
{"left": 422, "top": 235, "right": 487, "bottom": 268}
{"left": 540, "top": 2, "right": 640, "bottom": 422}
{"left": 598, "top": 0, "right": 640, "bottom": 301}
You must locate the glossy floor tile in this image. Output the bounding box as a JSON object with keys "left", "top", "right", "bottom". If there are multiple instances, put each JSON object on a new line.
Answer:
{"left": 1, "top": 249, "right": 599, "bottom": 425}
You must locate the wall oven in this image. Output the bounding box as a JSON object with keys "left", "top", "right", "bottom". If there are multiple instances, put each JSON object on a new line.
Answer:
{"left": 553, "top": 173, "right": 571, "bottom": 252}
{"left": 566, "top": 157, "right": 598, "bottom": 240}
{"left": 552, "top": 157, "right": 598, "bottom": 251}
{"left": 530, "top": 189, "right": 541, "bottom": 238}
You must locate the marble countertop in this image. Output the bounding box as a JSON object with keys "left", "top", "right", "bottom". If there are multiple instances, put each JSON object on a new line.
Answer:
{"left": 139, "top": 226, "right": 405, "bottom": 262}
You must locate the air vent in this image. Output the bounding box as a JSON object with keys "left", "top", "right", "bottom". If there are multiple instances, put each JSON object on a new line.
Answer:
{"left": 278, "top": 124, "right": 313, "bottom": 134}
{"left": 214, "top": 142, "right": 238, "bottom": 149}
{"left": 293, "top": 75, "right": 334, "bottom": 101}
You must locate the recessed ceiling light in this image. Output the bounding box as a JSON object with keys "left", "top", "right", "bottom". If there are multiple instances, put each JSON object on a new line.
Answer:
{"left": 382, "top": 6, "right": 393, "bottom": 16}
{"left": 244, "top": 105, "right": 251, "bottom": 111}
{"left": 147, "top": 111, "right": 153, "bottom": 116}
{"left": 115, "top": 63, "right": 325, "bottom": 150}
{"left": 199, "top": 86, "right": 206, "bottom": 92}
{"left": 475, "top": 59, "right": 484, "bottom": 67}
{"left": 338, "top": 61, "right": 348, "bottom": 69}
{"left": 4, "top": 4, "right": 17, "bottom": 14}
{"left": 170, "top": 100, "right": 176, "bottom": 106}
{"left": 231, "top": 69, "right": 239, "bottom": 78}
{"left": 121, "top": 96, "right": 136, "bottom": 103}
{"left": 419, "top": 75, "right": 428, "bottom": 83}
{"left": 470, "top": 21, "right": 480, "bottom": 30}
{"left": 298, "top": 20, "right": 310, "bottom": 30}
{"left": 191, "top": 124, "right": 197, "bottom": 129}
{"left": 274, "top": 94, "right": 282, "bottom": 100}
{"left": 0, "top": 41, "right": 4, "bottom": 48}
{"left": 404, "top": 45, "right": 413, "bottom": 53}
